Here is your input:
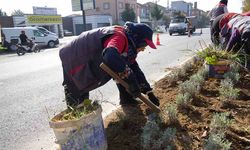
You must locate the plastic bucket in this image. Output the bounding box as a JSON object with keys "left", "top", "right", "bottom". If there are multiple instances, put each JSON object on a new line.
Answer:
{"left": 49, "top": 107, "right": 107, "bottom": 150}
{"left": 206, "top": 60, "right": 230, "bottom": 79}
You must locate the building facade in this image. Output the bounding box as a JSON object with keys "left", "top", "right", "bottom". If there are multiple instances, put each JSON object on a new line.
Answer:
{"left": 136, "top": 3, "right": 151, "bottom": 25}
{"left": 171, "top": 0, "right": 193, "bottom": 16}
{"left": 65, "top": 14, "right": 112, "bottom": 35}
{"left": 85, "top": 0, "right": 137, "bottom": 25}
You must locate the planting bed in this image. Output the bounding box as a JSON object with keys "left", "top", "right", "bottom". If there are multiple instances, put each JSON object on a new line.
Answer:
{"left": 104, "top": 59, "right": 250, "bottom": 150}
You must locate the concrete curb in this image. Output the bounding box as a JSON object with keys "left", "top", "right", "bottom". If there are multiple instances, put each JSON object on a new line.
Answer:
{"left": 154, "top": 55, "right": 197, "bottom": 83}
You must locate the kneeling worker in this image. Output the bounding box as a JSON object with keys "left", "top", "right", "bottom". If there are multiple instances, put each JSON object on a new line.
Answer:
{"left": 59, "top": 22, "right": 160, "bottom": 107}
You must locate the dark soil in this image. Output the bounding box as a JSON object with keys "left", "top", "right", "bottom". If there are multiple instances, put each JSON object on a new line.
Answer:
{"left": 104, "top": 62, "right": 250, "bottom": 150}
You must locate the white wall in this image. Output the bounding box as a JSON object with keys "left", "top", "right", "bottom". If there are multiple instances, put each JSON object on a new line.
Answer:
{"left": 72, "top": 14, "right": 112, "bottom": 34}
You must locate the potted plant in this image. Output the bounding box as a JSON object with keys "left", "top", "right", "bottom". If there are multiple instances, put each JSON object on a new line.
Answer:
{"left": 196, "top": 46, "right": 240, "bottom": 78}
{"left": 49, "top": 100, "right": 107, "bottom": 150}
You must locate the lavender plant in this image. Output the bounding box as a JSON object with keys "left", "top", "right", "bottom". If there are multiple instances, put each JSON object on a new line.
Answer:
{"left": 204, "top": 133, "right": 232, "bottom": 150}
{"left": 219, "top": 78, "right": 240, "bottom": 101}
{"left": 223, "top": 62, "right": 240, "bottom": 83}
{"left": 210, "top": 112, "right": 233, "bottom": 134}
{"left": 168, "top": 68, "right": 186, "bottom": 84}
{"left": 141, "top": 120, "right": 160, "bottom": 149}
{"left": 190, "top": 73, "right": 205, "bottom": 85}
{"left": 153, "top": 127, "right": 176, "bottom": 149}
{"left": 220, "top": 78, "right": 234, "bottom": 88}
{"left": 197, "top": 67, "right": 209, "bottom": 78}
{"left": 164, "top": 103, "right": 178, "bottom": 123}
{"left": 179, "top": 80, "right": 200, "bottom": 96}
{"left": 176, "top": 93, "right": 191, "bottom": 109}
{"left": 141, "top": 118, "right": 176, "bottom": 150}
{"left": 223, "top": 72, "right": 240, "bottom": 84}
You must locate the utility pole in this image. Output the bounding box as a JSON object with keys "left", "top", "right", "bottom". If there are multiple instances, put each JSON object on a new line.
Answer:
{"left": 80, "top": 0, "right": 86, "bottom": 31}
{"left": 115, "top": 0, "right": 118, "bottom": 24}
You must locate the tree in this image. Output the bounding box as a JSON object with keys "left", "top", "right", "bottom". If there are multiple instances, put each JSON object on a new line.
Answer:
{"left": 0, "top": 9, "right": 7, "bottom": 16}
{"left": 242, "top": 0, "right": 250, "bottom": 12}
{"left": 151, "top": 3, "right": 163, "bottom": 21}
{"left": 121, "top": 4, "right": 136, "bottom": 22}
{"left": 11, "top": 9, "right": 24, "bottom": 16}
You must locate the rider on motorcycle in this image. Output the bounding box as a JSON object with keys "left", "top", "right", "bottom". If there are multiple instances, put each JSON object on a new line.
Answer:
{"left": 19, "top": 30, "right": 34, "bottom": 51}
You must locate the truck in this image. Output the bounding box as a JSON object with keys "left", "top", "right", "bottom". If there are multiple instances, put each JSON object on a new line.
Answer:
{"left": 168, "top": 16, "right": 197, "bottom": 36}
{"left": 2, "top": 27, "right": 59, "bottom": 51}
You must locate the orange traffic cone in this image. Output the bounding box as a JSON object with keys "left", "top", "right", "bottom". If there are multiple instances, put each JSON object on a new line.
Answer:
{"left": 156, "top": 33, "right": 161, "bottom": 45}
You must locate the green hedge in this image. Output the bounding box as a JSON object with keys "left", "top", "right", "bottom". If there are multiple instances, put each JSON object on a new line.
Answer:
{"left": 0, "top": 44, "right": 7, "bottom": 52}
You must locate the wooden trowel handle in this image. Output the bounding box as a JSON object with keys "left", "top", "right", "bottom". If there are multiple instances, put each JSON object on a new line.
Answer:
{"left": 100, "top": 63, "right": 161, "bottom": 113}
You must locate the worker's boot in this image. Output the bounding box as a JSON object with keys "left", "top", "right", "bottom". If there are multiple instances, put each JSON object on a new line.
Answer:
{"left": 117, "top": 84, "right": 142, "bottom": 105}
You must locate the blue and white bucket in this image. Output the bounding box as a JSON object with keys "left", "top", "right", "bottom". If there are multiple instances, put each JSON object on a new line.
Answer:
{"left": 49, "top": 107, "right": 107, "bottom": 150}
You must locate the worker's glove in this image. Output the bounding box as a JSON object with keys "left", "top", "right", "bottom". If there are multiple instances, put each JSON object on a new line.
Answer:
{"left": 147, "top": 91, "right": 160, "bottom": 106}
{"left": 118, "top": 65, "right": 133, "bottom": 79}
{"left": 125, "top": 73, "right": 141, "bottom": 98}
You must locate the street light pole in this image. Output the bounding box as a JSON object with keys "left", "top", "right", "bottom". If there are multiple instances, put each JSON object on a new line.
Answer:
{"left": 80, "top": 0, "right": 86, "bottom": 31}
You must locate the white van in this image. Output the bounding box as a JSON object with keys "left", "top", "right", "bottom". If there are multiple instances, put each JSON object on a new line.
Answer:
{"left": 169, "top": 16, "right": 197, "bottom": 36}
{"left": 37, "top": 27, "right": 57, "bottom": 36}
{"left": 2, "top": 27, "right": 59, "bottom": 51}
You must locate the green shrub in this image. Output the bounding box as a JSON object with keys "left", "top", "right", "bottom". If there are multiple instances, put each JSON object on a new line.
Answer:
{"left": 220, "top": 78, "right": 233, "bottom": 88}
{"left": 164, "top": 103, "right": 178, "bottom": 123}
{"left": 141, "top": 119, "right": 176, "bottom": 150}
{"left": 219, "top": 86, "right": 240, "bottom": 101}
{"left": 179, "top": 80, "right": 200, "bottom": 96}
{"left": 210, "top": 112, "right": 233, "bottom": 134}
{"left": 223, "top": 72, "right": 240, "bottom": 84}
{"left": 190, "top": 74, "right": 205, "bottom": 85}
{"left": 58, "top": 99, "right": 99, "bottom": 121}
{"left": 154, "top": 127, "right": 176, "bottom": 149}
{"left": 204, "top": 133, "right": 231, "bottom": 150}
{"left": 0, "top": 44, "right": 8, "bottom": 52}
{"left": 223, "top": 63, "right": 240, "bottom": 84}
{"left": 219, "top": 78, "right": 240, "bottom": 101}
{"left": 197, "top": 67, "right": 209, "bottom": 78}
{"left": 168, "top": 68, "right": 186, "bottom": 84}
{"left": 196, "top": 46, "right": 240, "bottom": 64}
{"left": 141, "top": 120, "right": 160, "bottom": 149}
{"left": 176, "top": 93, "right": 191, "bottom": 109}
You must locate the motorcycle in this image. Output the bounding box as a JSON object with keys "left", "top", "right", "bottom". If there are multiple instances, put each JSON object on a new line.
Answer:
{"left": 16, "top": 40, "right": 40, "bottom": 56}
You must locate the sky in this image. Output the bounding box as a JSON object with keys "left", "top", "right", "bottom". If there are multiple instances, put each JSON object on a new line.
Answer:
{"left": 0, "top": 0, "right": 243, "bottom": 17}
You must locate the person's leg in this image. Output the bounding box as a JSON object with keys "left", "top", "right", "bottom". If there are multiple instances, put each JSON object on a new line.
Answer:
{"left": 116, "top": 83, "right": 140, "bottom": 105}
{"left": 211, "top": 14, "right": 224, "bottom": 46}
{"left": 211, "top": 20, "right": 221, "bottom": 45}
{"left": 62, "top": 69, "right": 88, "bottom": 107}
{"left": 210, "top": 20, "right": 214, "bottom": 43}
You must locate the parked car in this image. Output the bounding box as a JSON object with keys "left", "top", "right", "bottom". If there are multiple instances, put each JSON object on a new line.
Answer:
{"left": 64, "top": 30, "right": 73, "bottom": 36}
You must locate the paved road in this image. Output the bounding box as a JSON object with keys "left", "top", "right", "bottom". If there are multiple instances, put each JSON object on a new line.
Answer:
{"left": 0, "top": 28, "right": 210, "bottom": 150}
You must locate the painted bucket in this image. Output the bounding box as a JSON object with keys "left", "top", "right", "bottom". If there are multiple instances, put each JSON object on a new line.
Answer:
{"left": 49, "top": 106, "right": 107, "bottom": 150}
{"left": 206, "top": 60, "right": 231, "bottom": 79}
